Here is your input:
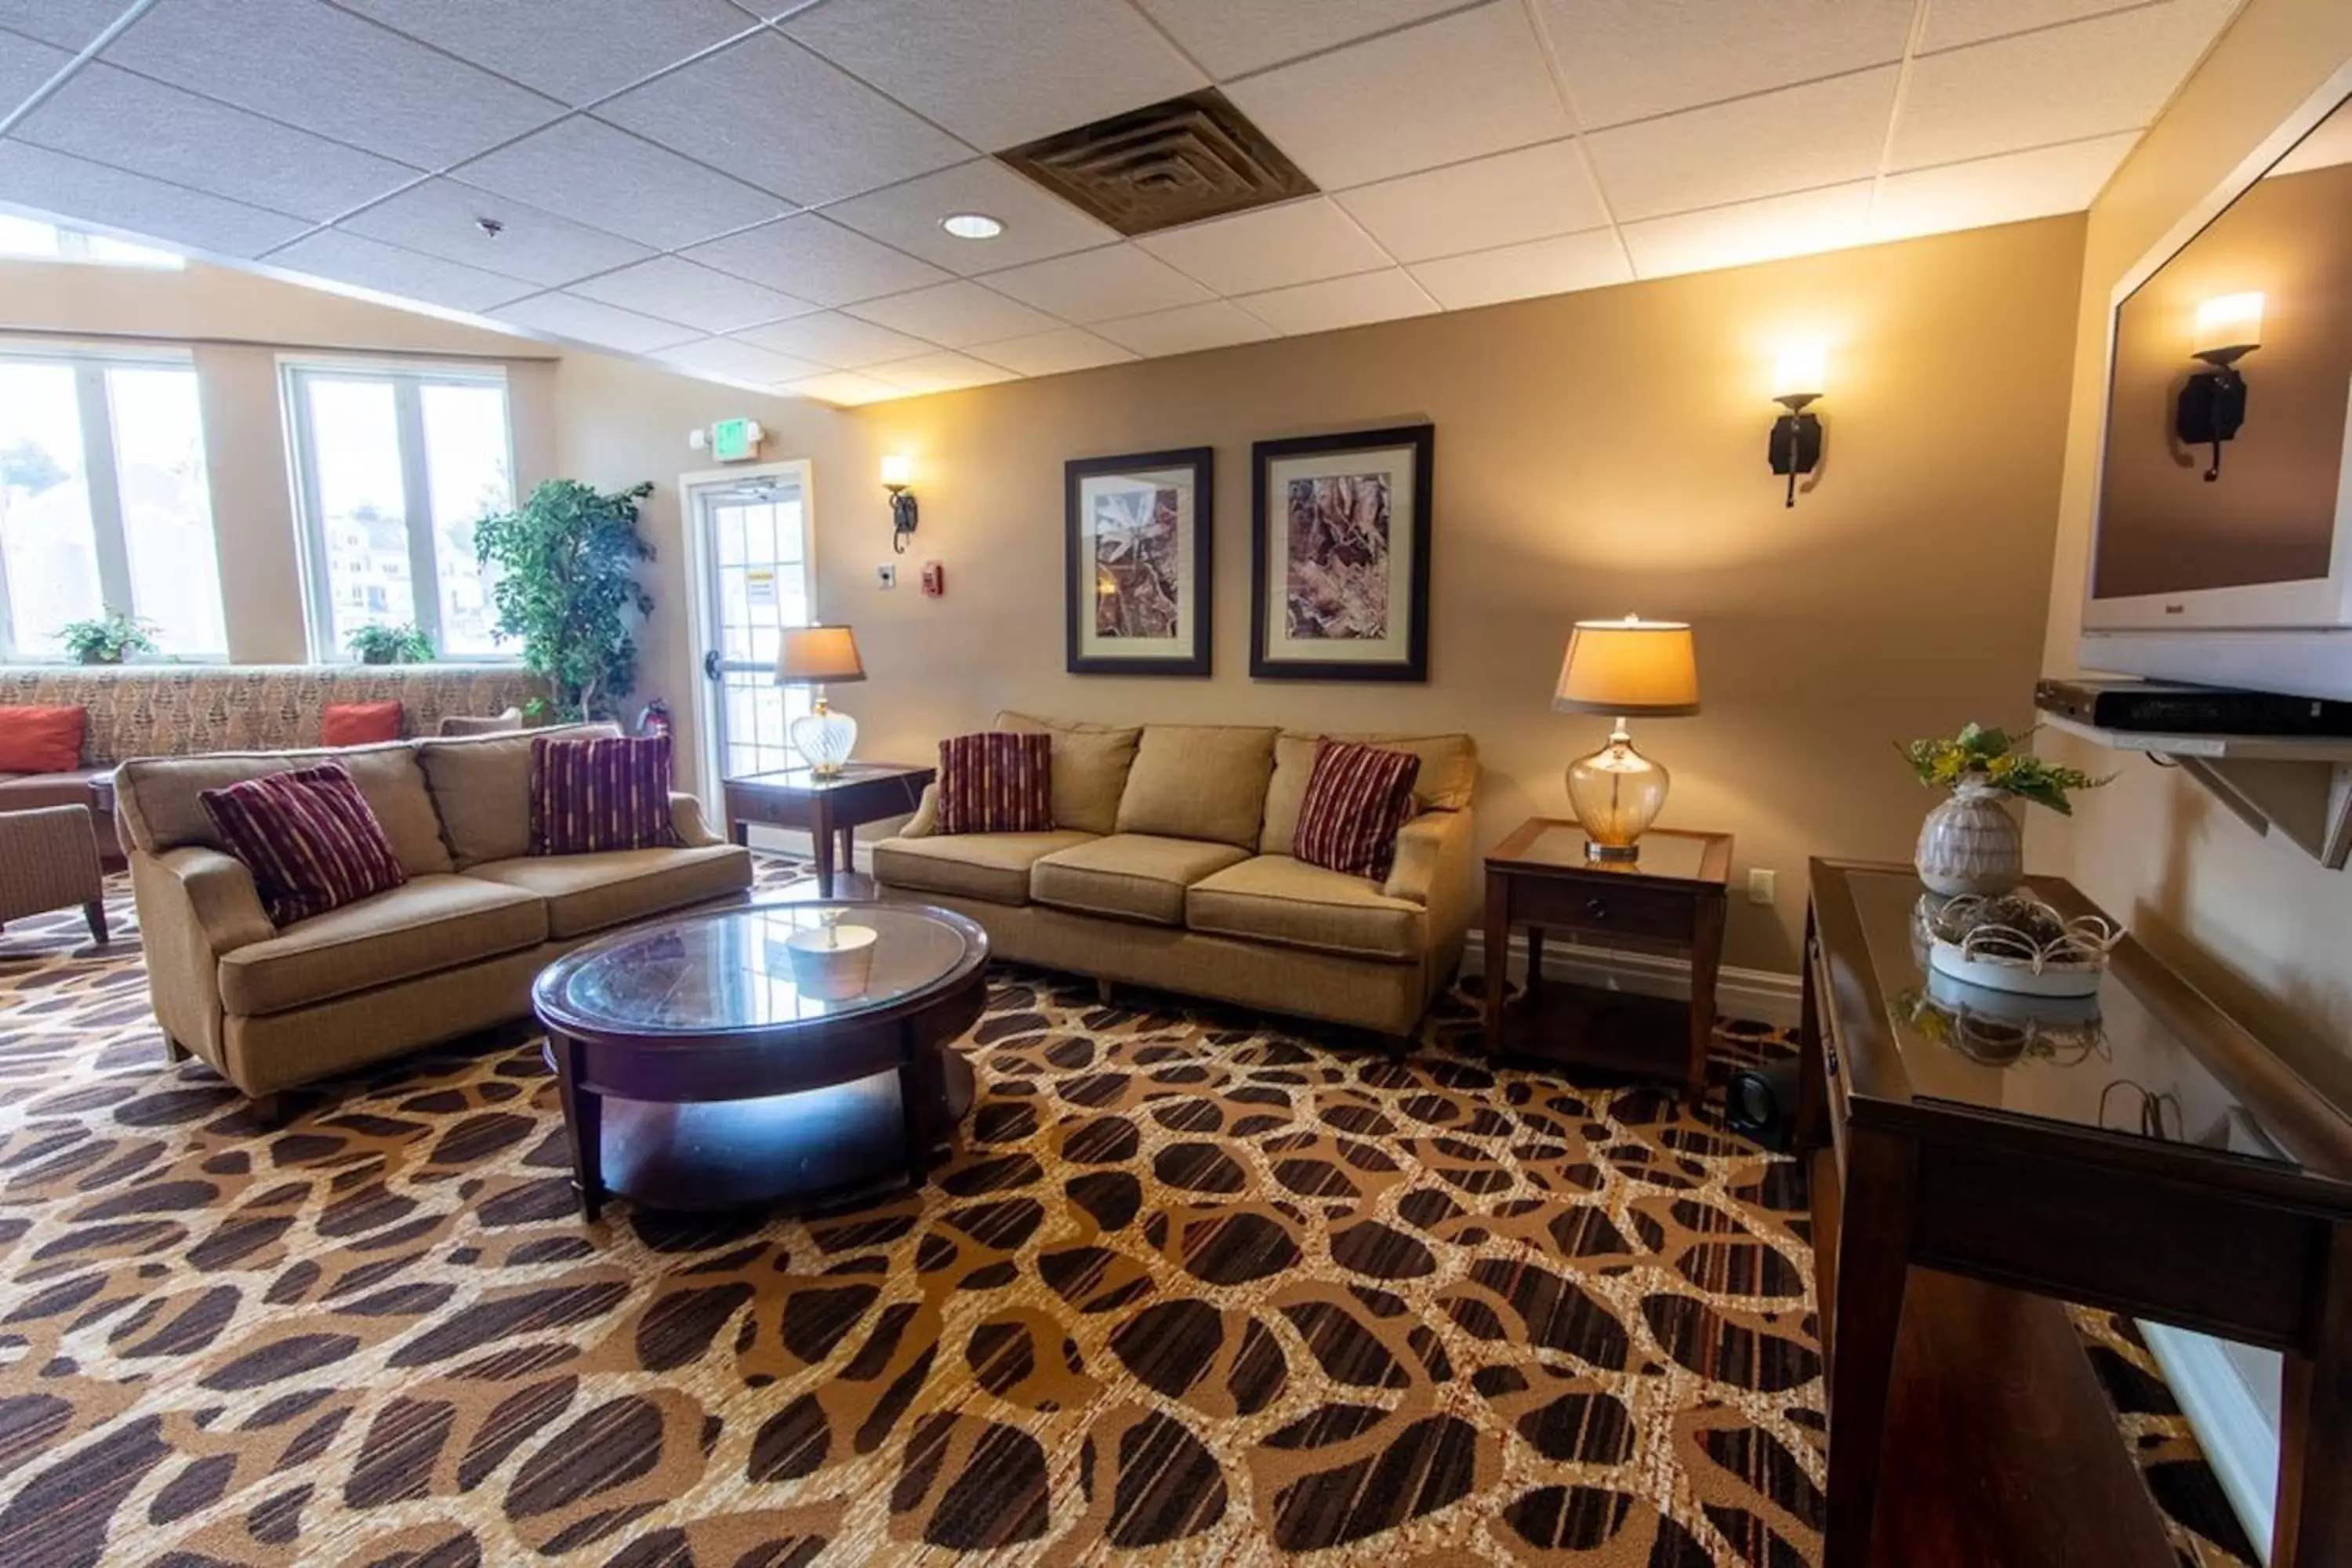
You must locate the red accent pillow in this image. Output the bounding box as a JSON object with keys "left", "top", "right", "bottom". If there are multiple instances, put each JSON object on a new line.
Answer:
{"left": 936, "top": 732, "right": 1052, "bottom": 834}
{"left": 321, "top": 701, "right": 404, "bottom": 747}
{"left": 0, "top": 705, "right": 87, "bottom": 774}
{"left": 532, "top": 734, "right": 681, "bottom": 855}
{"left": 199, "top": 762, "right": 408, "bottom": 926}
{"left": 1293, "top": 742, "right": 1422, "bottom": 879}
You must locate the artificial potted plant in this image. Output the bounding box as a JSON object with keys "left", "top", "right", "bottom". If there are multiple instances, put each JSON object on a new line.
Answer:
{"left": 1900, "top": 723, "right": 2108, "bottom": 896}
{"left": 59, "top": 612, "right": 158, "bottom": 666}
{"left": 348, "top": 623, "right": 434, "bottom": 665}
{"left": 474, "top": 479, "right": 655, "bottom": 721}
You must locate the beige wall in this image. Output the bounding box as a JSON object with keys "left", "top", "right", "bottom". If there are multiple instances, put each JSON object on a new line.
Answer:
{"left": 2033, "top": 0, "right": 2352, "bottom": 1104}
{"left": 744, "top": 216, "right": 2085, "bottom": 975}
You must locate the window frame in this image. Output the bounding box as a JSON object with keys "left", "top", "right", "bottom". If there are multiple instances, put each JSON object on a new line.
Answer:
{"left": 0, "top": 342, "right": 222, "bottom": 662}
{"left": 281, "top": 358, "right": 518, "bottom": 665}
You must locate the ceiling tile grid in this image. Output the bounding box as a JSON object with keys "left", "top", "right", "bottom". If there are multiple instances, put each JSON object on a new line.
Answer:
{"left": 0, "top": 0, "right": 2245, "bottom": 405}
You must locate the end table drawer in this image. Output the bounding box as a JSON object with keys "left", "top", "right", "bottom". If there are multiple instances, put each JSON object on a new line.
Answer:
{"left": 1510, "top": 876, "right": 1696, "bottom": 940}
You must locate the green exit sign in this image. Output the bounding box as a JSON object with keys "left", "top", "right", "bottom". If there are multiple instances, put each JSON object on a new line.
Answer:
{"left": 711, "top": 417, "right": 758, "bottom": 462}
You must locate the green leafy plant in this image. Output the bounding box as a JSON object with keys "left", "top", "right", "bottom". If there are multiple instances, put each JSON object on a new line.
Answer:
{"left": 58, "top": 612, "right": 158, "bottom": 666}
{"left": 347, "top": 622, "right": 435, "bottom": 665}
{"left": 1900, "top": 722, "right": 2111, "bottom": 815}
{"left": 474, "top": 478, "right": 656, "bottom": 720}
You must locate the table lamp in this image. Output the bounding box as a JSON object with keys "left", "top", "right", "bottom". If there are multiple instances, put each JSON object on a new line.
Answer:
{"left": 777, "top": 625, "right": 866, "bottom": 775}
{"left": 1553, "top": 615, "right": 1700, "bottom": 860}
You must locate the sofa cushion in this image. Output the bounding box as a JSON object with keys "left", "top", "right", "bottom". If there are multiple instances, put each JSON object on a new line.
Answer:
{"left": 532, "top": 733, "right": 681, "bottom": 855}
{"left": 1186, "top": 855, "right": 1425, "bottom": 962}
{"left": 321, "top": 701, "right": 404, "bottom": 747}
{"left": 466, "top": 844, "right": 753, "bottom": 939}
{"left": 417, "top": 722, "right": 619, "bottom": 868}
{"left": 1115, "top": 724, "right": 1279, "bottom": 849}
{"left": 1032, "top": 833, "right": 1251, "bottom": 926}
{"left": 201, "top": 762, "right": 410, "bottom": 927}
{"left": 873, "top": 830, "right": 1094, "bottom": 906}
{"left": 995, "top": 713, "right": 1140, "bottom": 836}
{"left": 0, "top": 705, "right": 85, "bottom": 773}
{"left": 1262, "top": 731, "right": 1476, "bottom": 854}
{"left": 114, "top": 744, "right": 455, "bottom": 877}
{"left": 936, "top": 731, "right": 1053, "bottom": 834}
{"left": 216, "top": 873, "right": 546, "bottom": 1016}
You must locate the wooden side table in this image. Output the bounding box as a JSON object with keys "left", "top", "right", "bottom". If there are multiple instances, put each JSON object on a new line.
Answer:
{"left": 721, "top": 763, "right": 934, "bottom": 897}
{"left": 1481, "top": 818, "right": 1732, "bottom": 1097}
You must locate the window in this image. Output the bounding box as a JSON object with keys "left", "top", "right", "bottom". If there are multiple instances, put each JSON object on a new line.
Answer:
{"left": 285, "top": 365, "right": 515, "bottom": 661}
{"left": 0, "top": 351, "right": 224, "bottom": 660}
{"left": 0, "top": 214, "right": 183, "bottom": 268}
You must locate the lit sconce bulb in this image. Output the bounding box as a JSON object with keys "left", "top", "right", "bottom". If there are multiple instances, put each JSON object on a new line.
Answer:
{"left": 880, "top": 454, "right": 913, "bottom": 490}
{"left": 1771, "top": 345, "right": 1827, "bottom": 405}
{"left": 2191, "top": 291, "right": 2264, "bottom": 365}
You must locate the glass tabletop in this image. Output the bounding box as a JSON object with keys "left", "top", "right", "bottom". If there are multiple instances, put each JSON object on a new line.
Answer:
{"left": 1846, "top": 869, "right": 2292, "bottom": 1167}
{"left": 542, "top": 902, "right": 971, "bottom": 1036}
{"left": 729, "top": 763, "right": 924, "bottom": 792}
{"left": 1504, "top": 823, "right": 1721, "bottom": 881}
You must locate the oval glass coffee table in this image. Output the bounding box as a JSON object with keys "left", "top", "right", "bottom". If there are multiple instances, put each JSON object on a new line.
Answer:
{"left": 532, "top": 900, "right": 989, "bottom": 1219}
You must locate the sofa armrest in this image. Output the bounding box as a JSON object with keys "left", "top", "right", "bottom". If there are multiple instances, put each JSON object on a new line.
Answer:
{"left": 670, "top": 791, "right": 726, "bottom": 848}
{"left": 1382, "top": 809, "right": 1465, "bottom": 904}
{"left": 129, "top": 846, "right": 274, "bottom": 1065}
{"left": 898, "top": 782, "right": 940, "bottom": 838}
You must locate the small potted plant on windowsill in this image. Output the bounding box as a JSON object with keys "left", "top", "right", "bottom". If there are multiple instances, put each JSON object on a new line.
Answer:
{"left": 1900, "top": 723, "right": 2110, "bottom": 897}
{"left": 59, "top": 612, "right": 158, "bottom": 666}
{"left": 348, "top": 623, "right": 435, "bottom": 665}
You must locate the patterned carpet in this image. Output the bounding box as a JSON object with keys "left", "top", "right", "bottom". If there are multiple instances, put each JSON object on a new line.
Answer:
{"left": 0, "top": 874, "right": 2257, "bottom": 1566}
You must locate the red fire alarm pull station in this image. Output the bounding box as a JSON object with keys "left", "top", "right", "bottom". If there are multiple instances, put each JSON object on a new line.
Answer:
{"left": 920, "top": 561, "right": 945, "bottom": 597}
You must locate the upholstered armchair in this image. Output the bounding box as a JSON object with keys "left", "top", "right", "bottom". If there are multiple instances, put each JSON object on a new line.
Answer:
{"left": 0, "top": 804, "right": 108, "bottom": 946}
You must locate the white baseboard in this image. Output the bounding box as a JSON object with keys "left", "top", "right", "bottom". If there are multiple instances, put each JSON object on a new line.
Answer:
{"left": 1465, "top": 929, "right": 1802, "bottom": 1029}
{"left": 2137, "top": 1321, "right": 2279, "bottom": 1563}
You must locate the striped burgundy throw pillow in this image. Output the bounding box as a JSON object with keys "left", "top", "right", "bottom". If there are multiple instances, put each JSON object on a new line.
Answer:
{"left": 199, "top": 762, "right": 408, "bottom": 927}
{"left": 532, "top": 734, "right": 681, "bottom": 855}
{"left": 935, "top": 731, "right": 1053, "bottom": 834}
{"left": 1293, "top": 741, "right": 1423, "bottom": 879}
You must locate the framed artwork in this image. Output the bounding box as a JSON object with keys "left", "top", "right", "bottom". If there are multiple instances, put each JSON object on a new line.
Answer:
{"left": 1250, "top": 423, "right": 1433, "bottom": 681}
{"left": 1065, "top": 446, "right": 1214, "bottom": 676}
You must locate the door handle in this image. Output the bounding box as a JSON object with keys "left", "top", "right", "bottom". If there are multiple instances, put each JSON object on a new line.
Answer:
{"left": 702, "top": 650, "right": 721, "bottom": 681}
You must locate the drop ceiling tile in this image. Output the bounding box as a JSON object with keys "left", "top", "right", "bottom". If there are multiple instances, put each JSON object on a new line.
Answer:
{"left": 823, "top": 158, "right": 1119, "bottom": 274}
{"left": 980, "top": 243, "right": 1210, "bottom": 323}
{"left": 1334, "top": 140, "right": 1608, "bottom": 263}
{"left": 265, "top": 228, "right": 535, "bottom": 311}
{"left": 1408, "top": 227, "right": 1632, "bottom": 307}
{"left": 569, "top": 256, "right": 815, "bottom": 332}
{"left": 1093, "top": 299, "right": 1277, "bottom": 357}
{"left": 455, "top": 118, "right": 786, "bottom": 251}
{"left": 0, "top": 30, "right": 71, "bottom": 112}
{"left": 15, "top": 62, "right": 420, "bottom": 223}
{"left": 340, "top": 177, "right": 652, "bottom": 286}
{"left": 684, "top": 213, "right": 949, "bottom": 306}
{"left": 0, "top": 2, "right": 134, "bottom": 51}
{"left": 1620, "top": 180, "right": 1873, "bottom": 278}
{"left": 1222, "top": 2, "right": 1573, "bottom": 190}
{"left": 338, "top": 0, "right": 757, "bottom": 106}
{"left": 656, "top": 336, "right": 829, "bottom": 387}
{"left": 1871, "top": 132, "right": 2138, "bottom": 241}
{"left": 97, "top": 0, "right": 561, "bottom": 169}
{"left": 734, "top": 311, "right": 937, "bottom": 369}
{"left": 1139, "top": 198, "right": 1392, "bottom": 296}
{"left": 1537, "top": 0, "right": 1912, "bottom": 129}
{"left": 784, "top": 0, "right": 1205, "bottom": 150}
{"left": 493, "top": 291, "right": 704, "bottom": 352}
{"left": 1588, "top": 66, "right": 1898, "bottom": 222}
{"left": 1232, "top": 268, "right": 1437, "bottom": 336}
{"left": 596, "top": 31, "right": 969, "bottom": 207}
{"left": 866, "top": 350, "right": 1020, "bottom": 396}
{"left": 1918, "top": 0, "right": 2147, "bottom": 53}
{"left": 1889, "top": 1, "right": 2236, "bottom": 172}
{"left": 786, "top": 370, "right": 902, "bottom": 405}
{"left": 843, "top": 279, "right": 1060, "bottom": 349}
{"left": 0, "top": 140, "right": 307, "bottom": 256}
{"left": 1132, "top": 0, "right": 1467, "bottom": 79}
{"left": 967, "top": 326, "right": 1136, "bottom": 376}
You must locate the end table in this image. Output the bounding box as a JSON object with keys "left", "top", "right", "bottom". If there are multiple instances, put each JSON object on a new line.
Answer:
{"left": 1481, "top": 818, "right": 1732, "bottom": 1097}
{"left": 722, "top": 763, "right": 934, "bottom": 897}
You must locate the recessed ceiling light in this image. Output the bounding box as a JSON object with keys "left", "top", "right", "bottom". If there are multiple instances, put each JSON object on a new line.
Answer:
{"left": 941, "top": 212, "right": 1004, "bottom": 241}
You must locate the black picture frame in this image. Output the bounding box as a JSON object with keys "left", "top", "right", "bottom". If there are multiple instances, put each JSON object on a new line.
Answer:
{"left": 1250, "top": 423, "right": 1434, "bottom": 682}
{"left": 1064, "top": 446, "right": 1214, "bottom": 677}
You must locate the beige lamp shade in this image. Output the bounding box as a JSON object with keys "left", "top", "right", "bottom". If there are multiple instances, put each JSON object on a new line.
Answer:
{"left": 776, "top": 625, "right": 866, "bottom": 685}
{"left": 1553, "top": 617, "right": 1700, "bottom": 717}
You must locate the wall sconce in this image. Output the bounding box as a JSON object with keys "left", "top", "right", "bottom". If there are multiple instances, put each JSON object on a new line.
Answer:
{"left": 880, "top": 455, "right": 918, "bottom": 553}
{"left": 1767, "top": 347, "right": 1825, "bottom": 508}
{"left": 2177, "top": 291, "right": 2263, "bottom": 481}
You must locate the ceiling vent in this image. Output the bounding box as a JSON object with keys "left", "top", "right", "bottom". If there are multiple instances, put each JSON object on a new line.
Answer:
{"left": 996, "top": 89, "right": 1317, "bottom": 238}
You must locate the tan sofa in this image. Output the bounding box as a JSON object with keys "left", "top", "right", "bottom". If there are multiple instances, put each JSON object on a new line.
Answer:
{"left": 873, "top": 714, "right": 1477, "bottom": 1039}
{"left": 115, "top": 724, "right": 753, "bottom": 1110}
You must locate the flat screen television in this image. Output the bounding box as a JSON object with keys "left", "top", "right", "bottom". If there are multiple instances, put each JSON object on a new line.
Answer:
{"left": 2084, "top": 72, "right": 2352, "bottom": 701}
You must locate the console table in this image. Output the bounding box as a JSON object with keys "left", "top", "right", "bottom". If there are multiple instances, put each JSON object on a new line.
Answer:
{"left": 1800, "top": 859, "right": 2352, "bottom": 1567}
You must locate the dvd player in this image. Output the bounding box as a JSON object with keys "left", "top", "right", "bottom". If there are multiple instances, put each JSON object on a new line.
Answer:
{"left": 2034, "top": 679, "right": 2352, "bottom": 737}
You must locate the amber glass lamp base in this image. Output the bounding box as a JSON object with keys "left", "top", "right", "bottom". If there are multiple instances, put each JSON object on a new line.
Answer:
{"left": 1566, "top": 722, "right": 1670, "bottom": 860}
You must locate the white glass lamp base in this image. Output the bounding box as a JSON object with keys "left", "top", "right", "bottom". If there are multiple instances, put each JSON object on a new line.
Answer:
{"left": 1566, "top": 722, "right": 1669, "bottom": 860}
{"left": 789, "top": 703, "right": 858, "bottom": 775}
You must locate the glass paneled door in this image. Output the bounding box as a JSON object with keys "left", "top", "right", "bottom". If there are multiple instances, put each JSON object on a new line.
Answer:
{"left": 695, "top": 472, "right": 815, "bottom": 782}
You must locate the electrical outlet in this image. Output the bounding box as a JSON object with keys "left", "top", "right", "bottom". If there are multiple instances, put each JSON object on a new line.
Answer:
{"left": 1747, "top": 867, "right": 1777, "bottom": 906}
{"left": 874, "top": 563, "right": 897, "bottom": 589}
